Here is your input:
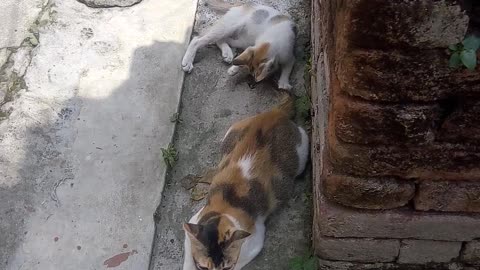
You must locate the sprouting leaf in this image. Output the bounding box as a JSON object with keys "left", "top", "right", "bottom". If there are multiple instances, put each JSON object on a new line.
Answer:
{"left": 449, "top": 52, "right": 462, "bottom": 68}
{"left": 462, "top": 35, "right": 480, "bottom": 51}
{"left": 170, "top": 112, "right": 183, "bottom": 123}
{"left": 161, "top": 143, "right": 178, "bottom": 168}
{"left": 460, "top": 49, "right": 477, "bottom": 71}
{"left": 448, "top": 44, "right": 459, "bottom": 51}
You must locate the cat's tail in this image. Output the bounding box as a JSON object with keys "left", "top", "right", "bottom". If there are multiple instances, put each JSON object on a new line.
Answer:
{"left": 205, "top": 0, "right": 241, "bottom": 13}
{"left": 273, "top": 91, "right": 295, "bottom": 119}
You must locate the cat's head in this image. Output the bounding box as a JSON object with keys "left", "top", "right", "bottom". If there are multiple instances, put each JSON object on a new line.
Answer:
{"left": 183, "top": 216, "right": 250, "bottom": 270}
{"left": 232, "top": 43, "right": 276, "bottom": 82}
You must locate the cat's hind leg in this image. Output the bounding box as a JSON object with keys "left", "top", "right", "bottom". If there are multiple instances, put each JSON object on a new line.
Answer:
{"left": 182, "top": 21, "right": 240, "bottom": 72}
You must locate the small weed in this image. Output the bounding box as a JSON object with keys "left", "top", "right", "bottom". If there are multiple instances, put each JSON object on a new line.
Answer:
{"left": 170, "top": 112, "right": 183, "bottom": 124}
{"left": 305, "top": 56, "right": 313, "bottom": 75}
{"left": 161, "top": 143, "right": 178, "bottom": 168}
{"left": 449, "top": 35, "right": 480, "bottom": 71}
{"left": 0, "top": 110, "right": 9, "bottom": 120}
{"left": 289, "top": 254, "right": 317, "bottom": 270}
{"left": 295, "top": 94, "right": 311, "bottom": 124}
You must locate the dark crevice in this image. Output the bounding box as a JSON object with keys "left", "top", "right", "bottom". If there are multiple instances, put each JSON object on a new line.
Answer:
{"left": 434, "top": 96, "right": 464, "bottom": 131}
{"left": 459, "top": 0, "right": 480, "bottom": 33}
{"left": 76, "top": 0, "right": 143, "bottom": 9}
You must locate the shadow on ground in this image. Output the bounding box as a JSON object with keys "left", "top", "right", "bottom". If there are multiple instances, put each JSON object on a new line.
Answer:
{"left": 1, "top": 39, "right": 184, "bottom": 269}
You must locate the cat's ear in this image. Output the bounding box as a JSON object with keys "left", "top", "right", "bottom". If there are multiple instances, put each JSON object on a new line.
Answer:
{"left": 233, "top": 47, "right": 254, "bottom": 66}
{"left": 229, "top": 230, "right": 251, "bottom": 242}
{"left": 183, "top": 223, "right": 202, "bottom": 239}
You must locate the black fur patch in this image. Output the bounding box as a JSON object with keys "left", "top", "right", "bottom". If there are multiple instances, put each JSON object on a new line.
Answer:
{"left": 255, "top": 129, "right": 268, "bottom": 148}
{"left": 208, "top": 180, "right": 269, "bottom": 217}
{"left": 195, "top": 218, "right": 224, "bottom": 267}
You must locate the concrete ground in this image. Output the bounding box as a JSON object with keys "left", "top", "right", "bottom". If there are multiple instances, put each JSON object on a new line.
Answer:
{"left": 0, "top": 0, "right": 197, "bottom": 269}
{"left": 149, "top": 0, "right": 313, "bottom": 269}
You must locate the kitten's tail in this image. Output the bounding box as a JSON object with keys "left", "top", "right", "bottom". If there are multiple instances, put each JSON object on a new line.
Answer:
{"left": 205, "top": 0, "right": 241, "bottom": 13}
{"left": 274, "top": 92, "right": 295, "bottom": 119}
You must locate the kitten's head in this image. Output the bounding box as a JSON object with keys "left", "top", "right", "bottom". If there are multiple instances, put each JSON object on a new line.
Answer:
{"left": 184, "top": 216, "right": 250, "bottom": 270}
{"left": 232, "top": 43, "right": 276, "bottom": 82}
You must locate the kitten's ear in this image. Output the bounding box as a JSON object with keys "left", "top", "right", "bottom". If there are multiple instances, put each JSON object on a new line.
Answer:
{"left": 183, "top": 223, "right": 202, "bottom": 239}
{"left": 230, "top": 230, "right": 251, "bottom": 242}
{"left": 233, "top": 47, "right": 254, "bottom": 66}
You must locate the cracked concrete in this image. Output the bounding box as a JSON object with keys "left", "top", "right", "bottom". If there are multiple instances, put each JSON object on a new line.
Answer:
{"left": 0, "top": 0, "right": 197, "bottom": 269}
{"left": 149, "top": 0, "right": 313, "bottom": 269}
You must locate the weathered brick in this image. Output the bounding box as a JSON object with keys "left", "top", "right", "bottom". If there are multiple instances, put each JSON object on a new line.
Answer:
{"left": 315, "top": 234, "right": 399, "bottom": 263}
{"left": 415, "top": 181, "right": 480, "bottom": 213}
{"left": 398, "top": 240, "right": 461, "bottom": 264}
{"left": 334, "top": 95, "right": 440, "bottom": 145}
{"left": 461, "top": 240, "right": 480, "bottom": 265}
{"left": 314, "top": 185, "right": 480, "bottom": 241}
{"left": 339, "top": 0, "right": 468, "bottom": 50}
{"left": 329, "top": 137, "right": 480, "bottom": 180}
{"left": 436, "top": 99, "right": 480, "bottom": 144}
{"left": 324, "top": 174, "right": 414, "bottom": 210}
{"left": 338, "top": 49, "right": 480, "bottom": 102}
{"left": 317, "top": 259, "right": 471, "bottom": 270}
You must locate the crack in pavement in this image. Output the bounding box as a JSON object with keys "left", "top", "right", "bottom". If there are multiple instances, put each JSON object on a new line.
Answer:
{"left": 76, "top": 0, "right": 143, "bottom": 8}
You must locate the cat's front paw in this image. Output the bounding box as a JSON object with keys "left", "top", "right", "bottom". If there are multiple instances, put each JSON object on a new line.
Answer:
{"left": 182, "top": 61, "right": 194, "bottom": 73}
{"left": 227, "top": 65, "right": 240, "bottom": 76}
{"left": 222, "top": 50, "right": 234, "bottom": 64}
{"left": 278, "top": 81, "right": 292, "bottom": 90}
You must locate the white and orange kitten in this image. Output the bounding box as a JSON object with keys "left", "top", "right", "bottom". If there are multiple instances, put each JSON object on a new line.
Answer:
{"left": 181, "top": 1, "right": 297, "bottom": 90}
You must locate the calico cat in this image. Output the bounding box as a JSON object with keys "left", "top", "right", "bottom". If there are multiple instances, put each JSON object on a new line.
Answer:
{"left": 182, "top": 94, "right": 309, "bottom": 270}
{"left": 181, "top": 0, "right": 297, "bottom": 90}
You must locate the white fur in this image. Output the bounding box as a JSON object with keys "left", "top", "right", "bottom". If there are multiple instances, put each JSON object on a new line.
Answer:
{"left": 183, "top": 207, "right": 204, "bottom": 270}
{"left": 183, "top": 209, "right": 261, "bottom": 270}
{"left": 296, "top": 126, "right": 309, "bottom": 176}
{"left": 222, "top": 126, "right": 233, "bottom": 141}
{"left": 224, "top": 214, "right": 243, "bottom": 230}
{"left": 227, "top": 65, "right": 241, "bottom": 76}
{"left": 234, "top": 217, "right": 266, "bottom": 270}
{"left": 238, "top": 155, "right": 254, "bottom": 179}
{"left": 181, "top": 2, "right": 296, "bottom": 89}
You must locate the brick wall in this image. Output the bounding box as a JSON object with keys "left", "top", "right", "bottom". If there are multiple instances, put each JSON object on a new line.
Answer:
{"left": 311, "top": 0, "right": 480, "bottom": 268}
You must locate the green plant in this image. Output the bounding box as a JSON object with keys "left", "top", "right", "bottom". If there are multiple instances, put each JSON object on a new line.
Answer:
{"left": 170, "top": 112, "right": 183, "bottom": 123}
{"left": 289, "top": 254, "right": 317, "bottom": 270}
{"left": 449, "top": 35, "right": 480, "bottom": 71}
{"left": 295, "top": 94, "right": 311, "bottom": 123}
{"left": 161, "top": 143, "right": 178, "bottom": 168}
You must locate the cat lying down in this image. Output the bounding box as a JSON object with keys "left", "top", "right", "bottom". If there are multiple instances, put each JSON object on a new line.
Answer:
{"left": 182, "top": 93, "right": 309, "bottom": 270}
{"left": 181, "top": 0, "right": 297, "bottom": 90}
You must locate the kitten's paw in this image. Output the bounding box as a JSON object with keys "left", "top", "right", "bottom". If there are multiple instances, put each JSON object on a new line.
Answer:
{"left": 278, "top": 81, "right": 292, "bottom": 90}
{"left": 182, "top": 62, "right": 194, "bottom": 73}
{"left": 227, "top": 65, "right": 240, "bottom": 76}
{"left": 182, "top": 52, "right": 195, "bottom": 73}
{"left": 222, "top": 50, "right": 234, "bottom": 63}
